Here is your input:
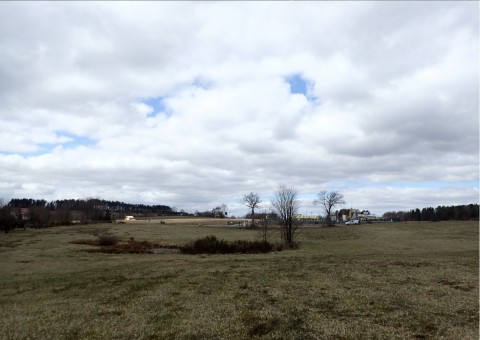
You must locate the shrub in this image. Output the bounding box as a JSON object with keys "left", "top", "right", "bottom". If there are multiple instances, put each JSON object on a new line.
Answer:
{"left": 0, "top": 212, "right": 16, "bottom": 233}
{"left": 278, "top": 241, "right": 299, "bottom": 250}
{"left": 180, "top": 235, "right": 276, "bottom": 254}
{"left": 97, "top": 240, "right": 162, "bottom": 254}
{"left": 181, "top": 235, "right": 230, "bottom": 254}
{"left": 231, "top": 240, "right": 273, "bottom": 253}
{"left": 98, "top": 234, "right": 118, "bottom": 246}
{"left": 73, "top": 235, "right": 281, "bottom": 255}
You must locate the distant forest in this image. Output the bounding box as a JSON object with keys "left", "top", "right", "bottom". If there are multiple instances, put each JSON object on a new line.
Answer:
{"left": 7, "top": 198, "right": 173, "bottom": 215}
{"left": 0, "top": 198, "right": 176, "bottom": 231}
{"left": 0, "top": 198, "right": 478, "bottom": 232}
{"left": 382, "top": 204, "right": 479, "bottom": 222}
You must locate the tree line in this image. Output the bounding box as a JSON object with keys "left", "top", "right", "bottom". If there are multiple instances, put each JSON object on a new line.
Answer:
{"left": 0, "top": 198, "right": 174, "bottom": 232}
{"left": 194, "top": 204, "right": 229, "bottom": 218}
{"left": 7, "top": 198, "right": 173, "bottom": 214}
{"left": 382, "top": 204, "right": 479, "bottom": 222}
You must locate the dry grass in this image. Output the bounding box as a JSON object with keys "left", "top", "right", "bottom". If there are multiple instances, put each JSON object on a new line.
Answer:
{"left": 71, "top": 238, "right": 180, "bottom": 254}
{"left": 0, "top": 220, "right": 477, "bottom": 339}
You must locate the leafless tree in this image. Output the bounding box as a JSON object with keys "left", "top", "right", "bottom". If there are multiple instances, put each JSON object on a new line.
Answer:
{"left": 257, "top": 205, "right": 273, "bottom": 243}
{"left": 314, "top": 191, "right": 345, "bottom": 226}
{"left": 29, "top": 205, "right": 52, "bottom": 228}
{"left": 243, "top": 192, "right": 261, "bottom": 227}
{"left": 54, "top": 203, "right": 72, "bottom": 226}
{"left": 271, "top": 185, "right": 300, "bottom": 245}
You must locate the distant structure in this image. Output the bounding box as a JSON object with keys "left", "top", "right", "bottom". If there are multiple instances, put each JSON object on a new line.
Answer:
{"left": 344, "top": 209, "right": 379, "bottom": 222}
{"left": 358, "top": 210, "right": 377, "bottom": 220}
{"left": 296, "top": 214, "right": 321, "bottom": 221}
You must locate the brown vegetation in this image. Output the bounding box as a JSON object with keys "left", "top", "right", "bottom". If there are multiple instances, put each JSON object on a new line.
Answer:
{"left": 72, "top": 234, "right": 280, "bottom": 255}
{"left": 180, "top": 235, "right": 278, "bottom": 254}
{"left": 72, "top": 238, "right": 180, "bottom": 254}
{"left": 1, "top": 220, "right": 477, "bottom": 339}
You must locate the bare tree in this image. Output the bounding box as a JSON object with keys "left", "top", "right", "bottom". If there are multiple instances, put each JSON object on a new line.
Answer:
{"left": 243, "top": 192, "right": 261, "bottom": 227}
{"left": 314, "top": 191, "right": 345, "bottom": 226}
{"left": 271, "top": 185, "right": 300, "bottom": 245}
{"left": 257, "top": 205, "right": 272, "bottom": 243}
{"left": 29, "top": 205, "right": 53, "bottom": 228}
{"left": 54, "top": 204, "right": 72, "bottom": 226}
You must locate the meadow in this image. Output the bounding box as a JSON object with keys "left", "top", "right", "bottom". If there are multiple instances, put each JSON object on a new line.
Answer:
{"left": 0, "top": 219, "right": 478, "bottom": 339}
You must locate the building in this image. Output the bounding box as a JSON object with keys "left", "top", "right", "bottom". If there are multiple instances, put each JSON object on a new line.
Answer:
{"left": 344, "top": 209, "right": 379, "bottom": 222}
{"left": 296, "top": 214, "right": 321, "bottom": 221}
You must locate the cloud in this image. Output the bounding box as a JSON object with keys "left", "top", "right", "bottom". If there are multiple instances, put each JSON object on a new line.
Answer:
{"left": 0, "top": 2, "right": 477, "bottom": 217}
{"left": 343, "top": 186, "right": 480, "bottom": 215}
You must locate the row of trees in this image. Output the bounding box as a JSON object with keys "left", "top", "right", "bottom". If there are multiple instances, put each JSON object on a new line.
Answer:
{"left": 244, "top": 186, "right": 345, "bottom": 245}
{"left": 7, "top": 198, "right": 173, "bottom": 215}
{"left": 0, "top": 198, "right": 175, "bottom": 232}
{"left": 245, "top": 187, "right": 479, "bottom": 245}
{"left": 195, "top": 204, "right": 228, "bottom": 218}
{"left": 382, "top": 204, "right": 479, "bottom": 222}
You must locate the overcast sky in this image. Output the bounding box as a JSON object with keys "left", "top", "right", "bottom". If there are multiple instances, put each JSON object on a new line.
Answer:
{"left": 0, "top": 2, "right": 478, "bottom": 217}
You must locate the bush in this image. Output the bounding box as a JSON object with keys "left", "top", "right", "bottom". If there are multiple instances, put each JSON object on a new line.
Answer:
{"left": 73, "top": 235, "right": 281, "bottom": 255}
{"left": 98, "top": 234, "right": 118, "bottom": 246}
{"left": 0, "top": 211, "right": 16, "bottom": 233}
{"left": 181, "top": 235, "right": 229, "bottom": 254}
{"left": 180, "top": 235, "right": 275, "bottom": 254}
{"left": 231, "top": 240, "right": 273, "bottom": 253}
{"left": 277, "top": 242, "right": 299, "bottom": 251}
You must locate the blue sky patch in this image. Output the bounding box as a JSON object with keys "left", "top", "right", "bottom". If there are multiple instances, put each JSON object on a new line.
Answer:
{"left": 143, "top": 97, "right": 166, "bottom": 117}
{"left": 0, "top": 133, "right": 96, "bottom": 158}
{"left": 0, "top": 145, "right": 56, "bottom": 158}
{"left": 287, "top": 74, "right": 308, "bottom": 95}
{"left": 286, "top": 74, "right": 317, "bottom": 102}
{"left": 57, "top": 132, "right": 96, "bottom": 149}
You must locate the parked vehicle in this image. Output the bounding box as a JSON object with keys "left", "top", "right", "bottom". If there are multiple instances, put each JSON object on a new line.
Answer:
{"left": 345, "top": 219, "right": 360, "bottom": 225}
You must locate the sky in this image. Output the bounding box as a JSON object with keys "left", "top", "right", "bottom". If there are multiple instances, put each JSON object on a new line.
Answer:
{"left": 0, "top": 2, "right": 478, "bottom": 217}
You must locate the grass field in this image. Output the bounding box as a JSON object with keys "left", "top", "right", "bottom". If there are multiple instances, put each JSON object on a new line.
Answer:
{"left": 0, "top": 220, "right": 478, "bottom": 339}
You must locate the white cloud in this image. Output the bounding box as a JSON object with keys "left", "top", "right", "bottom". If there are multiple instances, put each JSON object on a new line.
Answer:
{"left": 343, "top": 186, "right": 480, "bottom": 216}
{"left": 0, "top": 2, "right": 477, "bottom": 217}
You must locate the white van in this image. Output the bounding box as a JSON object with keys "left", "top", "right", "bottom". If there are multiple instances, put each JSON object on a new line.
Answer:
{"left": 345, "top": 219, "right": 360, "bottom": 225}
